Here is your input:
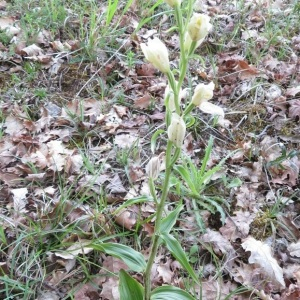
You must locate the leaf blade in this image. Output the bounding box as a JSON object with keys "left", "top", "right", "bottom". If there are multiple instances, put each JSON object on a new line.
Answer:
{"left": 150, "top": 285, "right": 195, "bottom": 300}
{"left": 160, "top": 233, "right": 199, "bottom": 284}
{"left": 119, "top": 269, "right": 144, "bottom": 300}
{"left": 90, "top": 243, "right": 146, "bottom": 272}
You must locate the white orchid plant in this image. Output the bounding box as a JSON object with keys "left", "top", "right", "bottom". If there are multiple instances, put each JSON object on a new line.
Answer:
{"left": 117, "top": 1, "right": 225, "bottom": 299}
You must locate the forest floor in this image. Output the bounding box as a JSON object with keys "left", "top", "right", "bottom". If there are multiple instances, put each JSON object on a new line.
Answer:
{"left": 0, "top": 0, "right": 299, "bottom": 299}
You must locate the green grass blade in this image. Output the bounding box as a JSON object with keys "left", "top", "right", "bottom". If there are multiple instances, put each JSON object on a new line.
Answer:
{"left": 150, "top": 285, "right": 195, "bottom": 300}
{"left": 119, "top": 269, "right": 144, "bottom": 300}
{"left": 89, "top": 243, "right": 146, "bottom": 272}
{"left": 151, "top": 129, "right": 165, "bottom": 153}
{"left": 160, "top": 233, "right": 199, "bottom": 284}
{"left": 199, "top": 136, "right": 214, "bottom": 177}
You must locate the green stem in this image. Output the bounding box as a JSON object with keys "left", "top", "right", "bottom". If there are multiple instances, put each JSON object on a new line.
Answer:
{"left": 175, "top": 5, "right": 188, "bottom": 94}
{"left": 144, "top": 141, "right": 173, "bottom": 300}
{"left": 167, "top": 71, "right": 180, "bottom": 115}
{"left": 149, "top": 177, "right": 158, "bottom": 204}
{"left": 183, "top": 102, "right": 196, "bottom": 116}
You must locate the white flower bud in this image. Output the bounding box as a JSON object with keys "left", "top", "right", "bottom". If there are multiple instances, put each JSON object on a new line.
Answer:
{"left": 146, "top": 156, "right": 161, "bottom": 180}
{"left": 164, "top": 84, "right": 176, "bottom": 112}
{"left": 141, "top": 37, "right": 170, "bottom": 74}
{"left": 191, "top": 82, "right": 215, "bottom": 106}
{"left": 164, "top": 0, "right": 181, "bottom": 7}
{"left": 167, "top": 113, "right": 186, "bottom": 148}
{"left": 184, "top": 32, "right": 204, "bottom": 52}
{"left": 187, "top": 13, "right": 212, "bottom": 42}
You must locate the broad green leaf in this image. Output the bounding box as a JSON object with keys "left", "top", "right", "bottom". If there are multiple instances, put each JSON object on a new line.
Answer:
{"left": 151, "top": 129, "right": 165, "bottom": 153}
{"left": 89, "top": 243, "right": 146, "bottom": 272}
{"left": 150, "top": 286, "right": 195, "bottom": 300}
{"left": 119, "top": 269, "right": 144, "bottom": 300}
{"left": 160, "top": 233, "right": 199, "bottom": 284}
{"left": 160, "top": 204, "right": 183, "bottom": 234}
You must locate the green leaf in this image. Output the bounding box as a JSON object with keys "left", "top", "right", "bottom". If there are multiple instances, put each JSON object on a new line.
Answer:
{"left": 160, "top": 204, "right": 183, "bottom": 234}
{"left": 160, "top": 233, "right": 199, "bottom": 284}
{"left": 226, "top": 177, "right": 242, "bottom": 189}
{"left": 151, "top": 129, "right": 165, "bottom": 153}
{"left": 174, "top": 165, "right": 198, "bottom": 195}
{"left": 89, "top": 243, "right": 146, "bottom": 272}
{"left": 119, "top": 269, "right": 144, "bottom": 300}
{"left": 150, "top": 286, "right": 195, "bottom": 300}
{"left": 112, "top": 195, "right": 152, "bottom": 215}
{"left": 201, "top": 196, "right": 226, "bottom": 224}
{"left": 199, "top": 136, "right": 214, "bottom": 177}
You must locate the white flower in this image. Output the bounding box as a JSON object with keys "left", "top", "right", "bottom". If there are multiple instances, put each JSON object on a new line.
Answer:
{"left": 164, "top": 0, "right": 181, "bottom": 7}
{"left": 187, "top": 13, "right": 212, "bottom": 42}
{"left": 167, "top": 113, "right": 186, "bottom": 148}
{"left": 191, "top": 82, "right": 215, "bottom": 106}
{"left": 199, "top": 101, "right": 224, "bottom": 119}
{"left": 191, "top": 82, "right": 224, "bottom": 121}
{"left": 140, "top": 37, "right": 170, "bottom": 74}
{"left": 146, "top": 156, "right": 161, "bottom": 180}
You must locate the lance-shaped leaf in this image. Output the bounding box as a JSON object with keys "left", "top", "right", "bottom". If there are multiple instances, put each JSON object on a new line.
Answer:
{"left": 151, "top": 286, "right": 195, "bottom": 300}
{"left": 119, "top": 269, "right": 144, "bottom": 300}
{"left": 89, "top": 243, "right": 146, "bottom": 272}
{"left": 160, "top": 204, "right": 183, "bottom": 234}
{"left": 160, "top": 233, "right": 199, "bottom": 284}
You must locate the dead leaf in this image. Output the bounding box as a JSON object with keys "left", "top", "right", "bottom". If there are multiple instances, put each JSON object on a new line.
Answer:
{"left": 20, "top": 44, "right": 44, "bottom": 56}
{"left": 54, "top": 239, "right": 93, "bottom": 260}
{"left": 242, "top": 236, "right": 285, "bottom": 287}
{"left": 288, "top": 100, "right": 300, "bottom": 121}
{"left": 288, "top": 241, "right": 300, "bottom": 258}
{"left": 134, "top": 93, "right": 152, "bottom": 109}
{"left": 114, "top": 134, "right": 139, "bottom": 149}
{"left": 114, "top": 208, "right": 137, "bottom": 230}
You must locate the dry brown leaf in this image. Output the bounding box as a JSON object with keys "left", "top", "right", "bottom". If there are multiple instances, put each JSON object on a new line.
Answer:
{"left": 11, "top": 187, "right": 27, "bottom": 213}
{"left": 242, "top": 236, "right": 285, "bottom": 287}
{"left": 20, "top": 44, "right": 44, "bottom": 56}
{"left": 106, "top": 174, "right": 126, "bottom": 194}
{"left": 134, "top": 93, "right": 152, "bottom": 109}
{"left": 114, "top": 208, "right": 137, "bottom": 230}
{"left": 0, "top": 16, "right": 20, "bottom": 35}
{"left": 288, "top": 100, "right": 300, "bottom": 120}
{"left": 288, "top": 241, "right": 300, "bottom": 258}
{"left": 114, "top": 133, "right": 139, "bottom": 148}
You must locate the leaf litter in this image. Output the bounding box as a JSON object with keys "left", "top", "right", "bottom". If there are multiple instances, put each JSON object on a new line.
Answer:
{"left": 0, "top": 0, "right": 299, "bottom": 299}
